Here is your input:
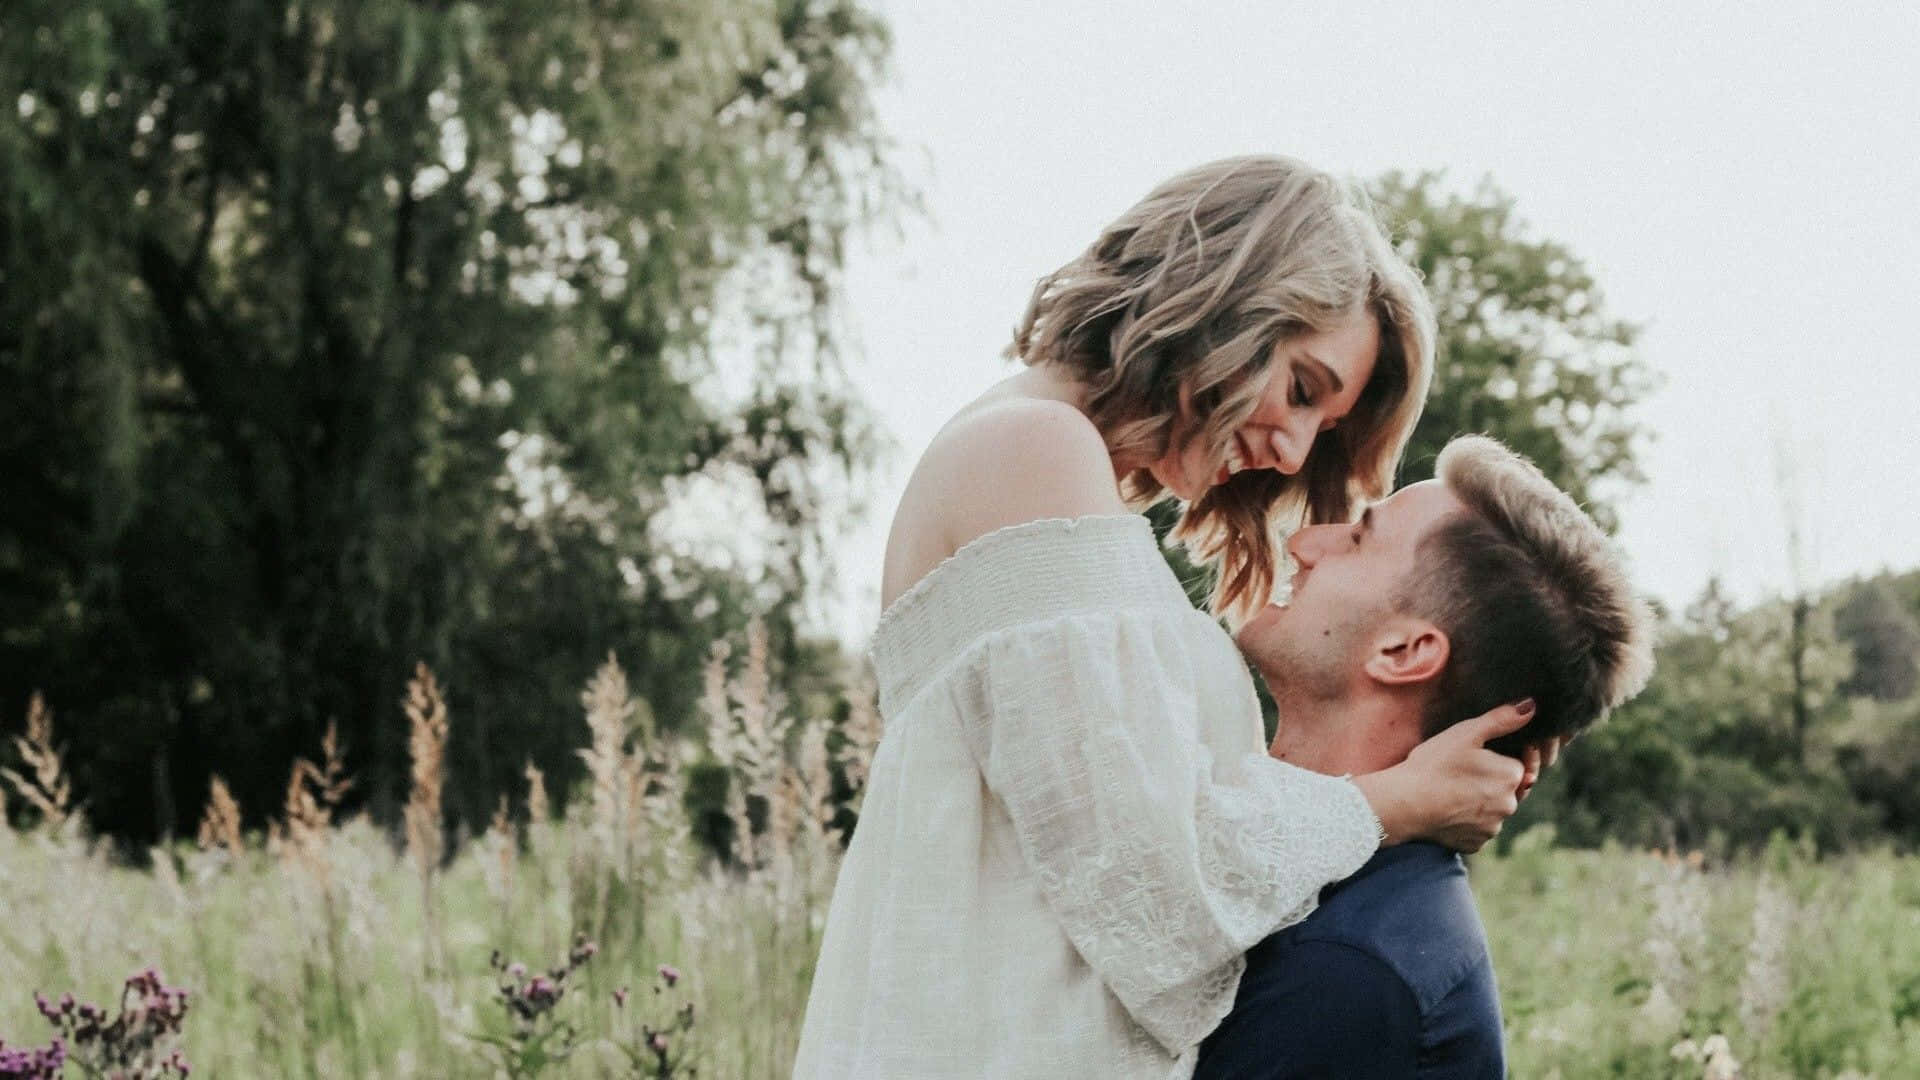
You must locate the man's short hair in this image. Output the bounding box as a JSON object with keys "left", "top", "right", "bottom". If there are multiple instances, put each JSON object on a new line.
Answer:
{"left": 1397, "top": 435, "right": 1655, "bottom": 750}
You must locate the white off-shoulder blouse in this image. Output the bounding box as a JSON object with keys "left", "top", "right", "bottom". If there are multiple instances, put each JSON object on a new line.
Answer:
{"left": 793, "top": 515, "right": 1383, "bottom": 1079}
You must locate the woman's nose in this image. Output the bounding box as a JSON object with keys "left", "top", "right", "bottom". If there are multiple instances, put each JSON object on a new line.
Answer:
{"left": 1269, "top": 427, "right": 1309, "bottom": 475}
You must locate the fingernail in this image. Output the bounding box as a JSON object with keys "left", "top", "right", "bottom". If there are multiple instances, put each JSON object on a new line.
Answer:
{"left": 1516, "top": 699, "right": 1535, "bottom": 718}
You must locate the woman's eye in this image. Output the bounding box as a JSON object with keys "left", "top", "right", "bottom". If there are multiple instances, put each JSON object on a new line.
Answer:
{"left": 1290, "top": 377, "right": 1314, "bottom": 408}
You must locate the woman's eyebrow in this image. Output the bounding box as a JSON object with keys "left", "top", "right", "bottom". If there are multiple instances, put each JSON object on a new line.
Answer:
{"left": 1299, "top": 353, "right": 1344, "bottom": 394}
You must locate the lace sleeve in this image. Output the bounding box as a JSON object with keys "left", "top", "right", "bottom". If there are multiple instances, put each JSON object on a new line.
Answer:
{"left": 952, "top": 608, "right": 1383, "bottom": 1055}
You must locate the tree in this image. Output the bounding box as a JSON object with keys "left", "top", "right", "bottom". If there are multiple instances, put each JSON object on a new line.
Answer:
{"left": 1834, "top": 577, "right": 1920, "bottom": 702}
{"left": 1369, "top": 172, "right": 1656, "bottom": 532}
{"left": 1509, "top": 575, "right": 1886, "bottom": 855}
{"left": 0, "top": 0, "right": 899, "bottom": 844}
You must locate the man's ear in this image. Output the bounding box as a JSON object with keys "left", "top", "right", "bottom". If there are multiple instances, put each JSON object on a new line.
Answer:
{"left": 1364, "top": 618, "right": 1450, "bottom": 687}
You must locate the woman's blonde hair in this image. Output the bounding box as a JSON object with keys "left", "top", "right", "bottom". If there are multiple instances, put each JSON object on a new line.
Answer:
{"left": 1010, "top": 155, "right": 1436, "bottom": 623}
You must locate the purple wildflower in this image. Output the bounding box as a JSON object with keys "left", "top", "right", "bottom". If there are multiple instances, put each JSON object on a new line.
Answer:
{"left": 0, "top": 1035, "right": 67, "bottom": 1080}
{"left": 22, "top": 969, "right": 191, "bottom": 1078}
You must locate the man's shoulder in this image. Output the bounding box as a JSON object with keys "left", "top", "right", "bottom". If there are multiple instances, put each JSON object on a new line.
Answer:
{"left": 1272, "top": 843, "right": 1493, "bottom": 1013}
{"left": 1212, "top": 845, "right": 1505, "bottom": 1079}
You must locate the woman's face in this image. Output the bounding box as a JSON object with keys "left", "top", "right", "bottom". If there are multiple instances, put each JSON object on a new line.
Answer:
{"left": 1151, "top": 307, "right": 1381, "bottom": 502}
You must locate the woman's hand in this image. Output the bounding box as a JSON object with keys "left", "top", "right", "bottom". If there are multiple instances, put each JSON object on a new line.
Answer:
{"left": 1516, "top": 732, "right": 1571, "bottom": 800}
{"left": 1351, "top": 701, "right": 1533, "bottom": 853}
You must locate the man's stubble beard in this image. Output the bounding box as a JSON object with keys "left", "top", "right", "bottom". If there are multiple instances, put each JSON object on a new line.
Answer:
{"left": 1257, "top": 597, "right": 1389, "bottom": 713}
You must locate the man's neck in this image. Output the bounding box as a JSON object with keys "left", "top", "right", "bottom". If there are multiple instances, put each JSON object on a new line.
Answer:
{"left": 1268, "top": 694, "right": 1420, "bottom": 777}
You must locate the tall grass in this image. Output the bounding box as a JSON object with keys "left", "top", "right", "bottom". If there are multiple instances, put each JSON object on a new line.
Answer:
{"left": 4, "top": 631, "right": 1918, "bottom": 1078}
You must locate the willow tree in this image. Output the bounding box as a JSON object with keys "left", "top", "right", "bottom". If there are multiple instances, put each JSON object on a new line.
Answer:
{"left": 0, "top": 0, "right": 897, "bottom": 843}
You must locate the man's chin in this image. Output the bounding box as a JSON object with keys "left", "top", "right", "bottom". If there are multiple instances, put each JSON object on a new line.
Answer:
{"left": 1234, "top": 600, "right": 1288, "bottom": 650}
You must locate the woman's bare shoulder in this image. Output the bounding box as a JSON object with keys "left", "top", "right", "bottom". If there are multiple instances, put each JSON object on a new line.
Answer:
{"left": 880, "top": 396, "right": 1129, "bottom": 611}
{"left": 929, "top": 397, "right": 1127, "bottom": 534}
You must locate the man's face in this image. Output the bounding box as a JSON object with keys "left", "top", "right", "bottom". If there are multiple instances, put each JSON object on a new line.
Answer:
{"left": 1236, "top": 479, "right": 1467, "bottom": 699}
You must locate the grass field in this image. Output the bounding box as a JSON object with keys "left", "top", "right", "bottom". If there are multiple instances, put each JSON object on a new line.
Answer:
{"left": 5, "top": 822, "right": 1918, "bottom": 1078}
{"left": 4, "top": 655, "right": 1917, "bottom": 1077}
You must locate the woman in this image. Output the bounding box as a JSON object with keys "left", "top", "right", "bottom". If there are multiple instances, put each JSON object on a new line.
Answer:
{"left": 794, "top": 156, "right": 1539, "bottom": 1078}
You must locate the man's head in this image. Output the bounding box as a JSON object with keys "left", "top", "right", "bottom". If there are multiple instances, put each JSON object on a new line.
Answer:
{"left": 1236, "top": 434, "right": 1654, "bottom": 767}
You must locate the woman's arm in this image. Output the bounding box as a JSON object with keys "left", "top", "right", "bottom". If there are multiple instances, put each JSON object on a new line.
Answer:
{"left": 957, "top": 613, "right": 1384, "bottom": 1056}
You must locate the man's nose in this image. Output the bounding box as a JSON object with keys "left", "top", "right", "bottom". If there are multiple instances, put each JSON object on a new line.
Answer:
{"left": 1286, "top": 526, "right": 1328, "bottom": 567}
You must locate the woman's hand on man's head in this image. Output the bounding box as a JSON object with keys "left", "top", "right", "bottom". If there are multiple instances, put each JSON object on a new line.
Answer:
{"left": 1354, "top": 700, "right": 1534, "bottom": 853}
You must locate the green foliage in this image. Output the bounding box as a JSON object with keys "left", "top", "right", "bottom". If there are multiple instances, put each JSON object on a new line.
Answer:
{"left": 0, "top": 0, "right": 899, "bottom": 843}
{"left": 1511, "top": 571, "right": 1920, "bottom": 855}
{"left": 1483, "top": 844, "right": 1920, "bottom": 1079}
{"left": 1834, "top": 574, "right": 1920, "bottom": 701}
{"left": 1369, "top": 172, "right": 1656, "bottom": 531}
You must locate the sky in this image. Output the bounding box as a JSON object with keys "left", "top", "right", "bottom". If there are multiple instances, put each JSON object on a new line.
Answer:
{"left": 823, "top": 0, "right": 1920, "bottom": 639}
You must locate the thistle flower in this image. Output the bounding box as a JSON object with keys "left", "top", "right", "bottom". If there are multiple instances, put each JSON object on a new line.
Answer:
{"left": 476, "top": 936, "right": 598, "bottom": 1076}
{"left": 28, "top": 969, "right": 191, "bottom": 1078}
{"left": 490, "top": 935, "right": 597, "bottom": 1027}
{"left": 612, "top": 961, "right": 697, "bottom": 1079}
{"left": 0, "top": 1036, "right": 66, "bottom": 1080}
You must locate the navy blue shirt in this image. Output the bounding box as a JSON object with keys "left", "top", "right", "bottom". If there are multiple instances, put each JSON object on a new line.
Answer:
{"left": 1193, "top": 843, "right": 1504, "bottom": 1080}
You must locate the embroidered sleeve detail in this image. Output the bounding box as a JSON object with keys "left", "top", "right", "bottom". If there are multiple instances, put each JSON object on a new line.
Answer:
{"left": 952, "top": 610, "right": 1382, "bottom": 1054}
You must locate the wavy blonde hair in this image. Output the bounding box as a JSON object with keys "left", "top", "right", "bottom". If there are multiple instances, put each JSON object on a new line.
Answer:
{"left": 1010, "top": 155, "right": 1436, "bottom": 623}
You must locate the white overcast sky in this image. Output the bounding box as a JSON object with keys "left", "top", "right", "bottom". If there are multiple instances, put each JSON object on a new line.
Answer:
{"left": 822, "top": 0, "right": 1920, "bottom": 638}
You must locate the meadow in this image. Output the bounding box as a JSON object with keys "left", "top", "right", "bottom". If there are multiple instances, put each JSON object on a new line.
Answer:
{"left": 3, "top": 639, "right": 1917, "bottom": 1079}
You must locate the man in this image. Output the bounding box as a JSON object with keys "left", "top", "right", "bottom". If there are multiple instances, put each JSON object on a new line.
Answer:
{"left": 1194, "top": 434, "right": 1656, "bottom": 1079}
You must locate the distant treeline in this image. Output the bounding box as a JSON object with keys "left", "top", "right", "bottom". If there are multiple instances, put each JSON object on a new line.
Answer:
{"left": 1505, "top": 568, "right": 1920, "bottom": 855}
